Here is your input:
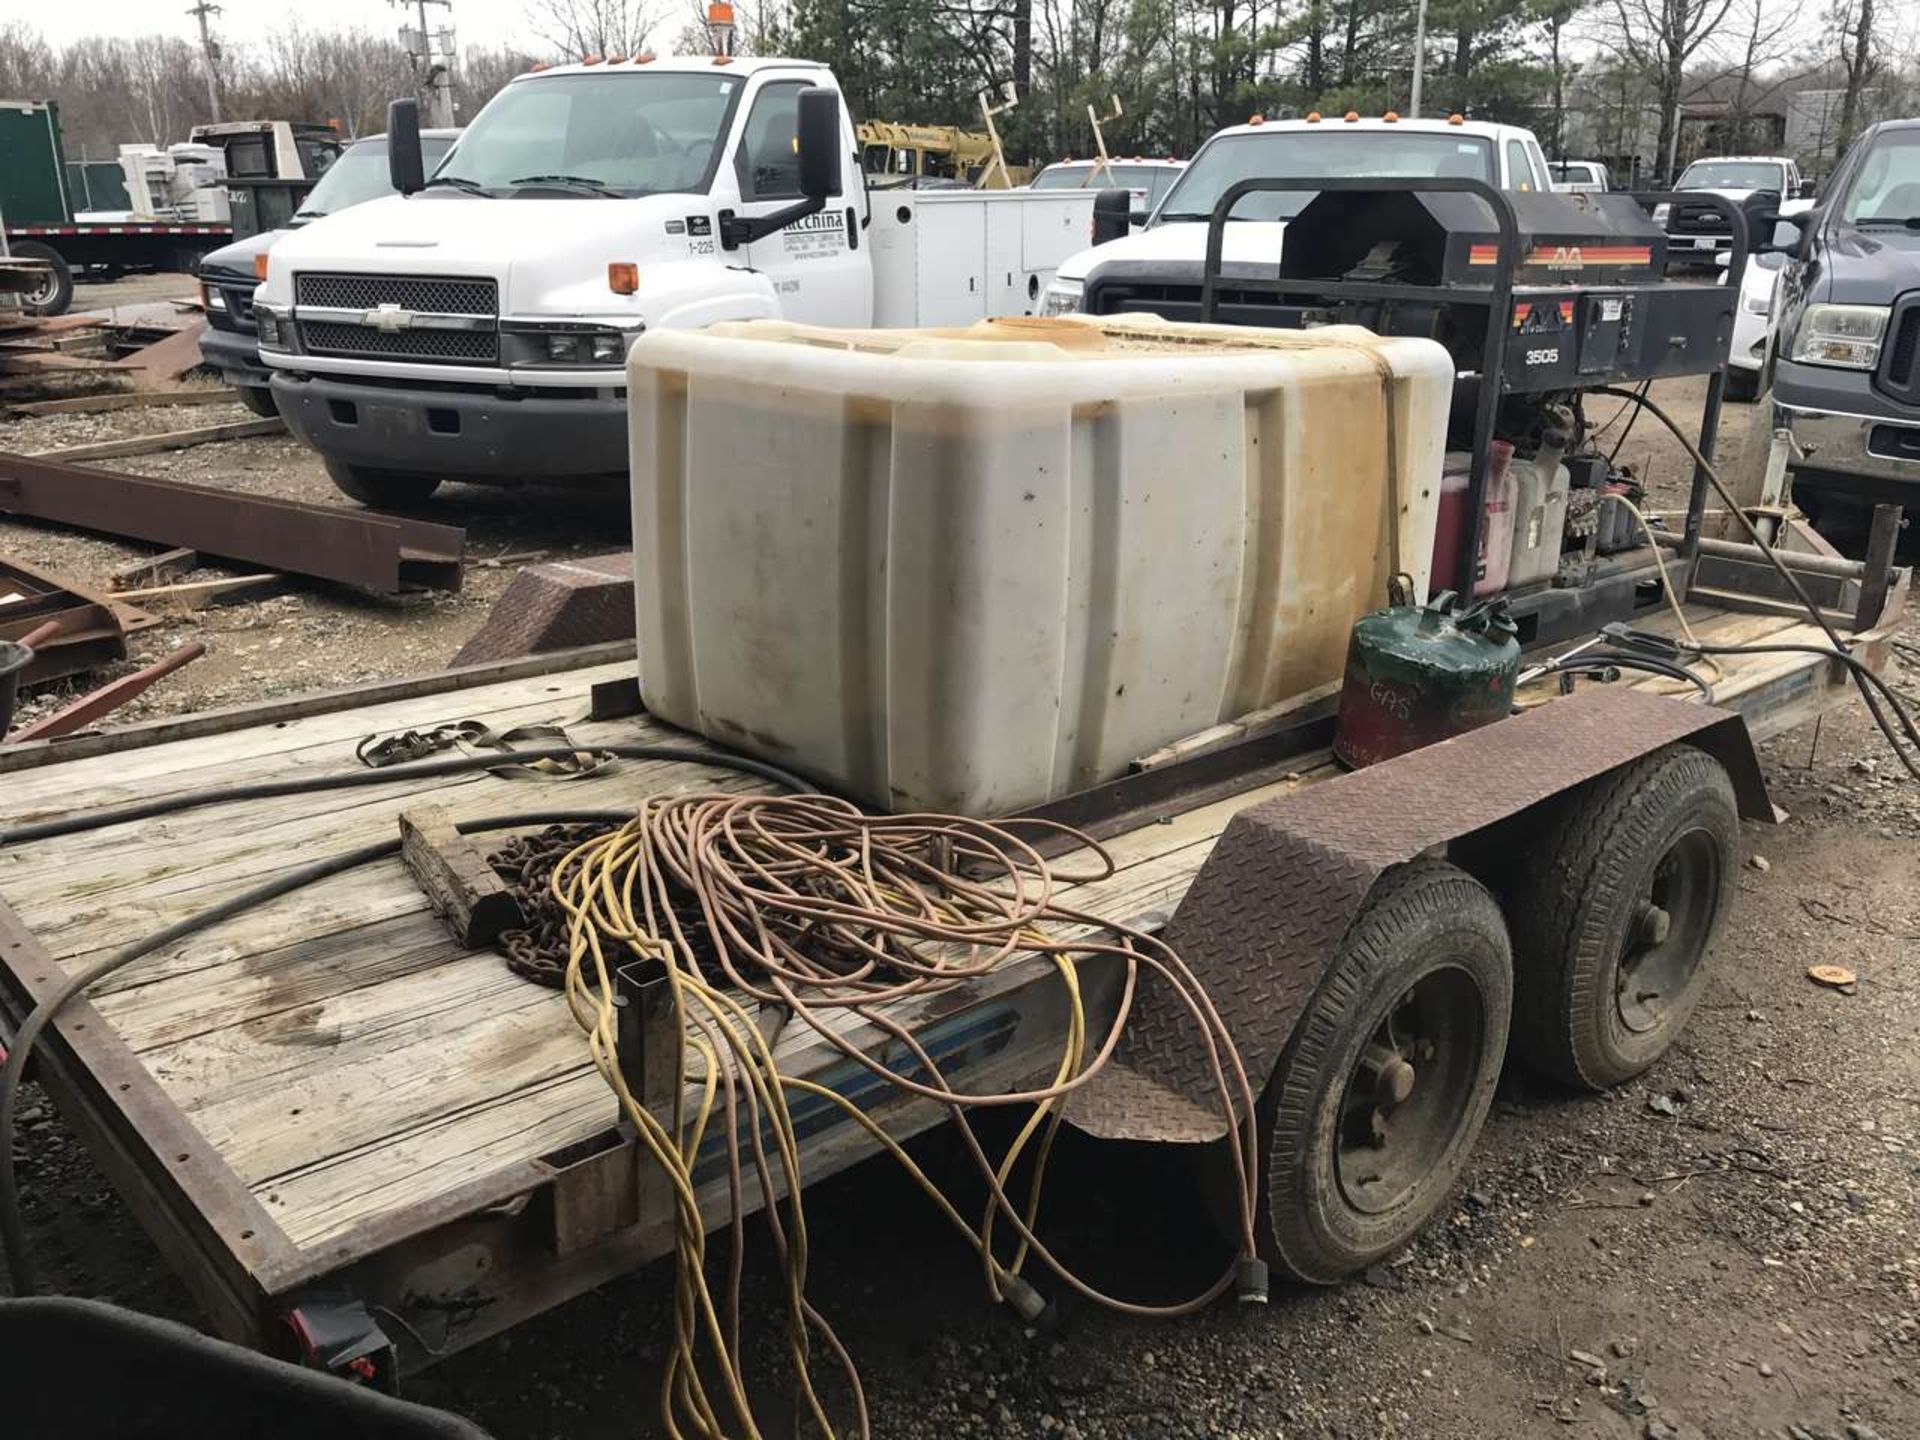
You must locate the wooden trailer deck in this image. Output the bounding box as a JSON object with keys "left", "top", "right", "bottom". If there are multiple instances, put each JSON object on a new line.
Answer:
{"left": 0, "top": 595, "right": 1904, "bottom": 1363}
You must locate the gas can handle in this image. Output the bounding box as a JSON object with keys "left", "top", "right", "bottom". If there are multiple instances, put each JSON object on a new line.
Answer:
{"left": 1387, "top": 572, "right": 1416, "bottom": 608}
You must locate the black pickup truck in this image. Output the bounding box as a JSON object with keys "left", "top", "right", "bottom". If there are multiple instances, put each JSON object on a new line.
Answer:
{"left": 1769, "top": 118, "right": 1920, "bottom": 525}
{"left": 197, "top": 129, "right": 458, "bottom": 417}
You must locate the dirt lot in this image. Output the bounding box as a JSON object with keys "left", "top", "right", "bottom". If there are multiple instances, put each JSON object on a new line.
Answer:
{"left": 3, "top": 344, "right": 1916, "bottom": 1440}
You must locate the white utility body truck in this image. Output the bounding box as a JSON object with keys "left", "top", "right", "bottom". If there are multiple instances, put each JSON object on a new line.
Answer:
{"left": 253, "top": 58, "right": 1105, "bottom": 505}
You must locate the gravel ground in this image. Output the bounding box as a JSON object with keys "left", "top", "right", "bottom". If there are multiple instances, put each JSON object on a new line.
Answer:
{"left": 3, "top": 355, "right": 1916, "bottom": 1439}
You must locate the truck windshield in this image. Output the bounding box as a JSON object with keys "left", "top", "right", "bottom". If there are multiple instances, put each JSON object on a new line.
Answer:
{"left": 294, "top": 135, "right": 456, "bottom": 219}
{"left": 1032, "top": 163, "right": 1181, "bottom": 206}
{"left": 1155, "top": 131, "right": 1494, "bottom": 223}
{"left": 1676, "top": 160, "right": 1781, "bottom": 191}
{"left": 1840, "top": 130, "right": 1920, "bottom": 225}
{"left": 437, "top": 72, "right": 741, "bottom": 197}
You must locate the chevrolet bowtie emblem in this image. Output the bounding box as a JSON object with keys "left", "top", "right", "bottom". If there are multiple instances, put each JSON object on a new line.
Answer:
{"left": 364, "top": 303, "right": 416, "bottom": 332}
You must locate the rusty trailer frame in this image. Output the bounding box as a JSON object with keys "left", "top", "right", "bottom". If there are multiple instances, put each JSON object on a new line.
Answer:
{"left": 0, "top": 577, "right": 1907, "bottom": 1376}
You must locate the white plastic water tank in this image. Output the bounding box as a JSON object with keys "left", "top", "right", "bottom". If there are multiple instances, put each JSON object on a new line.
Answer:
{"left": 629, "top": 314, "right": 1454, "bottom": 815}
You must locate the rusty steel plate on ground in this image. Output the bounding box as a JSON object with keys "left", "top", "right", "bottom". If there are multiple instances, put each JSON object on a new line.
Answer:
{"left": 1067, "top": 686, "right": 1771, "bottom": 1144}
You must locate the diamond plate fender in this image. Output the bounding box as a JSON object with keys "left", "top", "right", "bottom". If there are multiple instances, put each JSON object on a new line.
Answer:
{"left": 1068, "top": 688, "right": 1769, "bottom": 1143}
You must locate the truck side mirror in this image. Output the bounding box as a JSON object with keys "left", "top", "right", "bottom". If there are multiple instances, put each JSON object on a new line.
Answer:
{"left": 796, "top": 89, "right": 842, "bottom": 201}
{"left": 1091, "top": 188, "right": 1131, "bottom": 245}
{"left": 1749, "top": 208, "right": 1811, "bottom": 258}
{"left": 388, "top": 98, "right": 425, "bottom": 196}
{"left": 1797, "top": 179, "right": 1816, "bottom": 200}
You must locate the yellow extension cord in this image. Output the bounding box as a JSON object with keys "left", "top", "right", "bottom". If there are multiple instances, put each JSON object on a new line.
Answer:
{"left": 550, "top": 808, "right": 1110, "bottom": 1440}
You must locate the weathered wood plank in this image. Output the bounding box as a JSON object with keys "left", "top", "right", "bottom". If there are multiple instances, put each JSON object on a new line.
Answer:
{"left": 32, "top": 417, "right": 283, "bottom": 463}
{"left": 5, "top": 388, "right": 236, "bottom": 418}
{"left": 400, "top": 804, "right": 525, "bottom": 947}
{"left": 0, "top": 660, "right": 639, "bottom": 809}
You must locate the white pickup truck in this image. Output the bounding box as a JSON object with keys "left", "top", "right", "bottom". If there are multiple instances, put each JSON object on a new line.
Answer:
{"left": 254, "top": 58, "right": 1108, "bottom": 505}
{"left": 1038, "top": 114, "right": 1557, "bottom": 319}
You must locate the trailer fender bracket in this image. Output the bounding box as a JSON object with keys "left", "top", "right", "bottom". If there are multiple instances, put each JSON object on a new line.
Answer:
{"left": 1066, "top": 687, "right": 1768, "bottom": 1144}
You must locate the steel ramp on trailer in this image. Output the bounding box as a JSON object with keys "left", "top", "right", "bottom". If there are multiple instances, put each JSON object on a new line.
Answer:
{"left": 0, "top": 577, "right": 1906, "bottom": 1374}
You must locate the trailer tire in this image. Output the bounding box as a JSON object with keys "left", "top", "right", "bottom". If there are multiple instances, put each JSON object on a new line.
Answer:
{"left": 1252, "top": 859, "right": 1511, "bottom": 1285}
{"left": 11, "top": 241, "right": 73, "bottom": 317}
{"left": 236, "top": 386, "right": 278, "bottom": 418}
{"left": 1509, "top": 746, "right": 1737, "bottom": 1091}
{"left": 324, "top": 460, "right": 441, "bottom": 507}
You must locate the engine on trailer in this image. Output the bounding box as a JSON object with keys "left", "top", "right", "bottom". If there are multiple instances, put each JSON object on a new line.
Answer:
{"left": 1271, "top": 185, "right": 1753, "bottom": 641}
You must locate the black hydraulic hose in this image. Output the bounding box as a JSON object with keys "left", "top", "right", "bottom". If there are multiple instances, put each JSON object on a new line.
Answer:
{"left": 0, "top": 744, "right": 814, "bottom": 848}
{"left": 1610, "top": 626, "right": 1920, "bottom": 783}
{"left": 1547, "top": 653, "right": 1716, "bottom": 701}
{"left": 0, "top": 809, "right": 650, "bottom": 1297}
{"left": 1, "top": 737, "right": 818, "bottom": 1297}
{"left": 1589, "top": 386, "right": 1920, "bottom": 783}
{"left": 1590, "top": 386, "right": 1847, "bottom": 652}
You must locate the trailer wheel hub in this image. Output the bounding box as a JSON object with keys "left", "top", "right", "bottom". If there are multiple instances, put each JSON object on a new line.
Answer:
{"left": 1336, "top": 966, "right": 1486, "bottom": 1216}
{"left": 1616, "top": 828, "right": 1719, "bottom": 1035}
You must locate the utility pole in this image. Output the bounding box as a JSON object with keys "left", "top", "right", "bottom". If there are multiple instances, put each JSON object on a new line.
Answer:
{"left": 186, "top": 1, "right": 225, "bottom": 123}
{"left": 393, "top": 0, "right": 457, "bottom": 128}
{"left": 1408, "top": 0, "right": 1428, "bottom": 118}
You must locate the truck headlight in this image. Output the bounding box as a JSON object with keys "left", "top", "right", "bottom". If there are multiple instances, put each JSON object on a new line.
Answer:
{"left": 546, "top": 332, "right": 623, "bottom": 363}
{"left": 501, "top": 323, "right": 636, "bottom": 368}
{"left": 256, "top": 307, "right": 287, "bottom": 350}
{"left": 200, "top": 283, "right": 227, "bottom": 313}
{"left": 1651, "top": 203, "right": 1671, "bottom": 225}
{"left": 1039, "top": 279, "right": 1084, "bottom": 317}
{"left": 1790, "top": 303, "right": 1888, "bottom": 369}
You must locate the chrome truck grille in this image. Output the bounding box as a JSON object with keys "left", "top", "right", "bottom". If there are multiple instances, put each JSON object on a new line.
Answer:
{"left": 294, "top": 272, "right": 499, "bottom": 366}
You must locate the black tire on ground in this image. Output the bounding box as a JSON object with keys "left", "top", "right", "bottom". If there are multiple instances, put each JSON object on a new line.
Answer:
{"left": 323, "top": 459, "right": 441, "bottom": 507}
{"left": 1509, "top": 745, "right": 1737, "bottom": 1091}
{"left": 1722, "top": 365, "right": 1759, "bottom": 402}
{"left": 236, "top": 386, "right": 278, "bottom": 418}
{"left": 1252, "top": 859, "right": 1512, "bottom": 1284}
{"left": 10, "top": 241, "right": 73, "bottom": 317}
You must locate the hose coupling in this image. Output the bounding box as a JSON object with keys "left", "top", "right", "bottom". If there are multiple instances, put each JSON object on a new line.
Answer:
{"left": 1235, "top": 1256, "right": 1270, "bottom": 1304}
{"left": 1000, "top": 1273, "right": 1059, "bottom": 1333}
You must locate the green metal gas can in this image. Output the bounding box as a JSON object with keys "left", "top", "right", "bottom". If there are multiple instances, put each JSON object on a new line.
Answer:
{"left": 1333, "top": 587, "right": 1520, "bottom": 769}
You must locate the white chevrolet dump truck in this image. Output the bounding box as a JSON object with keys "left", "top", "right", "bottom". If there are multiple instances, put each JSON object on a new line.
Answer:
{"left": 254, "top": 57, "right": 1110, "bottom": 505}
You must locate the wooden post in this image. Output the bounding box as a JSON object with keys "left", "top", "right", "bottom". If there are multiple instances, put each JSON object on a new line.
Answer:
{"left": 399, "top": 805, "right": 525, "bottom": 947}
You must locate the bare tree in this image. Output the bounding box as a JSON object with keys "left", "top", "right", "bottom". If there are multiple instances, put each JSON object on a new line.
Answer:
{"left": 1831, "top": 0, "right": 1878, "bottom": 148}
{"left": 525, "top": 0, "right": 666, "bottom": 57}
{"left": 1535, "top": 0, "right": 1591, "bottom": 159}
{"left": 1604, "top": 0, "right": 1738, "bottom": 180}
{"left": 1720, "top": 0, "right": 1800, "bottom": 151}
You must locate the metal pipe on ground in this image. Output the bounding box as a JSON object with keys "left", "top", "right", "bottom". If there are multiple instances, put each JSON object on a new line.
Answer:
{"left": 3, "top": 641, "right": 207, "bottom": 744}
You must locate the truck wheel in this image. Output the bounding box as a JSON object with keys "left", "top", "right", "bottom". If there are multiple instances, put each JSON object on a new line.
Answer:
{"left": 1722, "top": 366, "right": 1758, "bottom": 403}
{"left": 11, "top": 241, "right": 73, "bottom": 317}
{"left": 1509, "top": 746, "right": 1737, "bottom": 1090}
{"left": 1253, "top": 860, "right": 1512, "bottom": 1284}
{"left": 236, "top": 386, "right": 278, "bottom": 418}
{"left": 324, "top": 459, "right": 441, "bottom": 507}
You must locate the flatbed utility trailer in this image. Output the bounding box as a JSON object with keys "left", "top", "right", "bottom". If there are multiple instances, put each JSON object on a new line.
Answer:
{"left": 0, "top": 553, "right": 1907, "bottom": 1385}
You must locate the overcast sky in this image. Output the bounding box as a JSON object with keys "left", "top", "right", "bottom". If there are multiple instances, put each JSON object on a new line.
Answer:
{"left": 1, "top": 0, "right": 541, "bottom": 55}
